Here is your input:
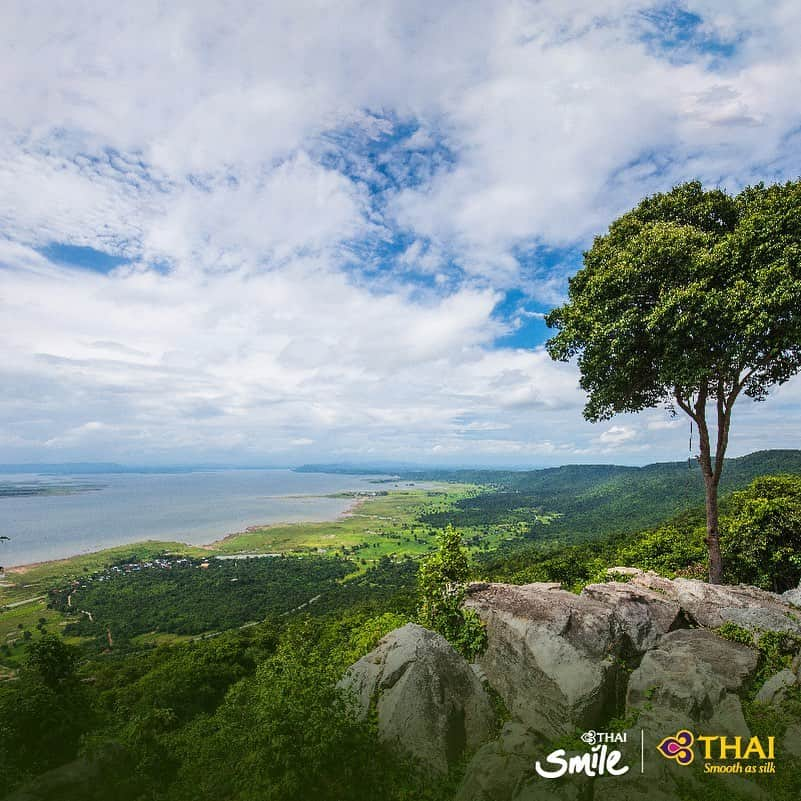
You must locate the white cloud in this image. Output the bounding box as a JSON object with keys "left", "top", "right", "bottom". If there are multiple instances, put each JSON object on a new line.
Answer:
{"left": 1, "top": 1, "right": 800, "bottom": 464}
{"left": 647, "top": 418, "right": 684, "bottom": 431}
{"left": 0, "top": 254, "right": 585, "bottom": 462}
{"left": 598, "top": 425, "right": 639, "bottom": 447}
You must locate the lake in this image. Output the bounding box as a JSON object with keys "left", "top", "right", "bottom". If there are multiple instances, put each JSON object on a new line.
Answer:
{"left": 0, "top": 469, "right": 393, "bottom": 567}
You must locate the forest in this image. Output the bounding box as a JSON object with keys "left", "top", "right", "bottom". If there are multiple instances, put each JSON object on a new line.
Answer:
{"left": 415, "top": 449, "right": 801, "bottom": 539}
{"left": 48, "top": 555, "right": 356, "bottom": 646}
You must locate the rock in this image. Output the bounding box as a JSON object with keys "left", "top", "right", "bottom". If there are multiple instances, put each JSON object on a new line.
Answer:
{"left": 707, "top": 692, "right": 751, "bottom": 739}
{"left": 755, "top": 668, "right": 797, "bottom": 705}
{"left": 792, "top": 652, "right": 801, "bottom": 683}
{"left": 627, "top": 569, "right": 681, "bottom": 598}
{"left": 455, "top": 721, "right": 543, "bottom": 801}
{"left": 605, "top": 566, "right": 644, "bottom": 579}
{"left": 671, "top": 578, "right": 801, "bottom": 634}
{"left": 782, "top": 582, "right": 801, "bottom": 608}
{"left": 595, "top": 726, "right": 769, "bottom": 801}
{"left": 782, "top": 723, "right": 801, "bottom": 758}
{"left": 465, "top": 582, "right": 627, "bottom": 738}
{"left": 338, "top": 623, "right": 495, "bottom": 774}
{"left": 626, "top": 629, "right": 757, "bottom": 736}
{"left": 341, "top": 574, "right": 798, "bottom": 786}
{"left": 581, "top": 581, "right": 687, "bottom": 652}
{"left": 624, "top": 571, "right": 801, "bottom": 635}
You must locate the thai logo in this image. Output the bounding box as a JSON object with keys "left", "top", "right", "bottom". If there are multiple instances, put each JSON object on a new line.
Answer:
{"left": 657, "top": 730, "right": 695, "bottom": 766}
{"left": 580, "top": 730, "right": 626, "bottom": 746}
{"left": 534, "top": 731, "right": 629, "bottom": 779}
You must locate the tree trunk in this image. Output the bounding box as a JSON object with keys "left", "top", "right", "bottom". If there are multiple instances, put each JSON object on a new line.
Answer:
{"left": 677, "top": 378, "right": 739, "bottom": 585}
{"left": 702, "top": 473, "right": 724, "bottom": 584}
{"left": 694, "top": 388, "right": 725, "bottom": 585}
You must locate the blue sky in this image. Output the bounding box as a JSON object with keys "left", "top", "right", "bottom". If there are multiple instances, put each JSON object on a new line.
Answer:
{"left": 1, "top": 0, "right": 801, "bottom": 467}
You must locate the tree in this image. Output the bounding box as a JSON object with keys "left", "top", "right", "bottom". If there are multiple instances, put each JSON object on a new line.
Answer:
{"left": 417, "top": 527, "right": 486, "bottom": 659}
{"left": 24, "top": 633, "right": 78, "bottom": 688}
{"left": 721, "top": 475, "right": 801, "bottom": 592}
{"left": 168, "top": 619, "right": 432, "bottom": 801}
{"left": 546, "top": 180, "right": 801, "bottom": 583}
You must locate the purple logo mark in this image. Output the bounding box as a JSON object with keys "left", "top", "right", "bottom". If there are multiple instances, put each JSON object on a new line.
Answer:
{"left": 656, "top": 730, "right": 695, "bottom": 766}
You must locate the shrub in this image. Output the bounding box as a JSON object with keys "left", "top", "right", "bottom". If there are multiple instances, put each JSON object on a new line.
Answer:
{"left": 418, "top": 527, "right": 487, "bottom": 660}
{"left": 616, "top": 522, "right": 706, "bottom": 576}
{"left": 721, "top": 475, "right": 801, "bottom": 591}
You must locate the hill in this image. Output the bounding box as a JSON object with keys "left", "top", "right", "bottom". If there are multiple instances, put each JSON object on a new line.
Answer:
{"left": 413, "top": 449, "right": 801, "bottom": 540}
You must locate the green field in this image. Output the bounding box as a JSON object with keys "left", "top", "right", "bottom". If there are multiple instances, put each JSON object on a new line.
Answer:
{"left": 213, "top": 484, "right": 487, "bottom": 559}
{"left": 0, "top": 485, "right": 481, "bottom": 664}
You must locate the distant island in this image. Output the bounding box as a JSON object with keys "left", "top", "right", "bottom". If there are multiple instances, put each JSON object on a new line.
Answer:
{"left": 0, "top": 480, "right": 105, "bottom": 498}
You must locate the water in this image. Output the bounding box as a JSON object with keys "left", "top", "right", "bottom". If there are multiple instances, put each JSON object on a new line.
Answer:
{"left": 0, "top": 469, "right": 393, "bottom": 567}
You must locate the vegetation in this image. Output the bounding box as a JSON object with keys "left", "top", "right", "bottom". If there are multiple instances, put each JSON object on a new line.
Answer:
{"left": 417, "top": 449, "right": 801, "bottom": 542}
{"left": 546, "top": 180, "right": 801, "bottom": 583}
{"left": 477, "top": 474, "right": 801, "bottom": 593}
{"left": 50, "top": 555, "right": 355, "bottom": 646}
{"left": 212, "top": 486, "right": 474, "bottom": 559}
{"left": 721, "top": 474, "right": 801, "bottom": 591}
{"left": 0, "top": 634, "right": 95, "bottom": 789}
{"left": 417, "top": 527, "right": 487, "bottom": 660}
{"left": 0, "top": 593, "right": 448, "bottom": 799}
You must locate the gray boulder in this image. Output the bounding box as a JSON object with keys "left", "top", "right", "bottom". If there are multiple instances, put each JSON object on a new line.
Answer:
{"left": 455, "top": 721, "right": 543, "bottom": 801}
{"left": 623, "top": 569, "right": 801, "bottom": 634}
{"left": 465, "top": 582, "right": 627, "bottom": 739}
{"left": 755, "top": 668, "right": 797, "bottom": 705}
{"left": 626, "top": 629, "right": 757, "bottom": 736}
{"left": 782, "top": 723, "right": 801, "bottom": 758}
{"left": 581, "top": 580, "right": 687, "bottom": 652}
{"left": 626, "top": 569, "right": 681, "bottom": 597}
{"left": 782, "top": 582, "right": 801, "bottom": 608}
{"left": 672, "top": 577, "right": 801, "bottom": 634}
{"left": 338, "top": 623, "right": 495, "bottom": 774}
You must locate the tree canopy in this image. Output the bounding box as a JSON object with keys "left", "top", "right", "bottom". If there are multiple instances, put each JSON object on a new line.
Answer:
{"left": 546, "top": 179, "right": 801, "bottom": 422}
{"left": 546, "top": 179, "right": 801, "bottom": 583}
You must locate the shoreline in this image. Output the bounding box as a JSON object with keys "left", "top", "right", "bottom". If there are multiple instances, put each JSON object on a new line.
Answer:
{"left": 2, "top": 492, "right": 374, "bottom": 574}
{"left": 201, "top": 493, "right": 371, "bottom": 548}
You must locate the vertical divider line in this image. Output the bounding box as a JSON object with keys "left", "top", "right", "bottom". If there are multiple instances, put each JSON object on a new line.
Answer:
{"left": 641, "top": 729, "right": 645, "bottom": 773}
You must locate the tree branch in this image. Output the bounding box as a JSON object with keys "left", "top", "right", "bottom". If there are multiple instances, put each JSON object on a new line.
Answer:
{"left": 713, "top": 376, "right": 727, "bottom": 485}
{"left": 674, "top": 389, "right": 699, "bottom": 423}
{"left": 694, "top": 384, "right": 713, "bottom": 479}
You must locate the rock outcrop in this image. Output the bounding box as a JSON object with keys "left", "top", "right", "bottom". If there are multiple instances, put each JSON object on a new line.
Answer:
{"left": 622, "top": 568, "right": 801, "bottom": 634}
{"left": 463, "top": 582, "right": 629, "bottom": 738}
{"left": 783, "top": 580, "right": 801, "bottom": 608}
{"left": 454, "top": 721, "right": 544, "bottom": 801}
{"left": 580, "top": 579, "right": 688, "bottom": 651}
{"left": 462, "top": 576, "right": 699, "bottom": 738}
{"left": 626, "top": 628, "right": 757, "bottom": 737}
{"left": 338, "top": 623, "right": 495, "bottom": 774}
{"left": 755, "top": 668, "right": 797, "bottom": 705}
{"left": 341, "top": 570, "right": 801, "bottom": 800}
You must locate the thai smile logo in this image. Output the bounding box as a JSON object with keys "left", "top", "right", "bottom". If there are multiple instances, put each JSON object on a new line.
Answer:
{"left": 657, "top": 730, "right": 695, "bottom": 766}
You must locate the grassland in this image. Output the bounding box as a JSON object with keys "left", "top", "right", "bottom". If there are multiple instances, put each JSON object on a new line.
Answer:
{"left": 212, "top": 485, "right": 481, "bottom": 561}
{"left": 1, "top": 484, "right": 491, "bottom": 665}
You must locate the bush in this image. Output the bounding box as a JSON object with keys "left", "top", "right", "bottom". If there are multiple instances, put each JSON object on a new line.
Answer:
{"left": 418, "top": 527, "right": 487, "bottom": 660}
{"left": 721, "top": 475, "right": 801, "bottom": 591}
{"left": 616, "top": 522, "right": 707, "bottom": 577}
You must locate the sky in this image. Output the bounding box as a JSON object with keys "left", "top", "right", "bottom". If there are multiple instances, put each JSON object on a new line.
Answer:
{"left": 2, "top": 0, "right": 801, "bottom": 468}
